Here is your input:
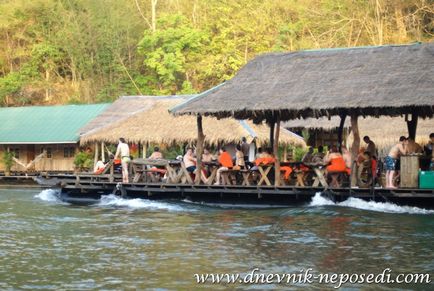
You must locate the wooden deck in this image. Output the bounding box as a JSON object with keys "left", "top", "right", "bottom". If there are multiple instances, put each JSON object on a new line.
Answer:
{"left": 57, "top": 176, "right": 434, "bottom": 208}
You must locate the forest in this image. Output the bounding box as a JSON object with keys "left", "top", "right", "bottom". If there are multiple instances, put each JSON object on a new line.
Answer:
{"left": 0, "top": 0, "right": 433, "bottom": 106}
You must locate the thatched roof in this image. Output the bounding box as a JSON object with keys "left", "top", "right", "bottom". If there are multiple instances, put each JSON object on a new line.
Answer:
{"left": 285, "top": 116, "right": 434, "bottom": 150}
{"left": 79, "top": 96, "right": 180, "bottom": 135}
{"left": 171, "top": 42, "right": 434, "bottom": 121}
{"left": 80, "top": 96, "right": 305, "bottom": 147}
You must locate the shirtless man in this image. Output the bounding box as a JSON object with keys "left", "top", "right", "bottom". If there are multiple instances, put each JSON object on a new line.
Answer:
{"left": 183, "top": 148, "right": 197, "bottom": 173}
{"left": 385, "top": 136, "right": 407, "bottom": 188}
{"left": 363, "top": 136, "right": 377, "bottom": 158}
{"left": 148, "top": 147, "right": 163, "bottom": 159}
{"left": 202, "top": 148, "right": 213, "bottom": 163}
{"left": 406, "top": 137, "right": 423, "bottom": 154}
{"left": 426, "top": 133, "right": 434, "bottom": 170}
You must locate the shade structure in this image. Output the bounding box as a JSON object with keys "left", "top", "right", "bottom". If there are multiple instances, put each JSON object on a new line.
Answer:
{"left": 285, "top": 116, "right": 434, "bottom": 151}
{"left": 171, "top": 42, "right": 434, "bottom": 122}
{"left": 80, "top": 96, "right": 305, "bottom": 147}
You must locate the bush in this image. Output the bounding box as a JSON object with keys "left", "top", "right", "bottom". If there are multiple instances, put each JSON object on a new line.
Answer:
{"left": 293, "top": 147, "right": 308, "bottom": 162}
{"left": 73, "top": 151, "right": 93, "bottom": 170}
{"left": 2, "top": 151, "right": 14, "bottom": 172}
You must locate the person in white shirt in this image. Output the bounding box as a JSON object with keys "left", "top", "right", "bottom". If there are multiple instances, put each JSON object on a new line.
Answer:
{"left": 114, "top": 137, "right": 130, "bottom": 183}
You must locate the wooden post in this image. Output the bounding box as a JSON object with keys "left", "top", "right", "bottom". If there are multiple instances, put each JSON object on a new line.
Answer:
{"left": 101, "top": 142, "right": 105, "bottom": 162}
{"left": 274, "top": 115, "right": 281, "bottom": 186}
{"left": 109, "top": 162, "right": 114, "bottom": 182}
{"left": 93, "top": 142, "right": 99, "bottom": 170}
{"left": 406, "top": 113, "right": 418, "bottom": 140}
{"left": 350, "top": 114, "right": 360, "bottom": 187}
{"left": 283, "top": 146, "right": 288, "bottom": 162}
{"left": 338, "top": 114, "right": 347, "bottom": 152}
{"left": 269, "top": 120, "right": 275, "bottom": 149}
{"left": 142, "top": 142, "right": 147, "bottom": 159}
{"left": 195, "top": 115, "right": 204, "bottom": 184}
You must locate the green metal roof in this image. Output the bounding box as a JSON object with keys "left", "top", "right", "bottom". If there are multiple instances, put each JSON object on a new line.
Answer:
{"left": 0, "top": 104, "right": 109, "bottom": 144}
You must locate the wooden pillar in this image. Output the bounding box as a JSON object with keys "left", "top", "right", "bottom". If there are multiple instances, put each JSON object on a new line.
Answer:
{"left": 274, "top": 115, "right": 281, "bottom": 186}
{"left": 350, "top": 114, "right": 360, "bottom": 187}
{"left": 406, "top": 113, "right": 418, "bottom": 140}
{"left": 101, "top": 142, "right": 105, "bottom": 162}
{"left": 93, "top": 142, "right": 99, "bottom": 169}
{"left": 283, "top": 146, "right": 288, "bottom": 162}
{"left": 109, "top": 162, "right": 114, "bottom": 182}
{"left": 338, "top": 114, "right": 347, "bottom": 153}
{"left": 195, "top": 115, "right": 204, "bottom": 184}
{"left": 269, "top": 120, "right": 275, "bottom": 149}
{"left": 142, "top": 142, "right": 147, "bottom": 159}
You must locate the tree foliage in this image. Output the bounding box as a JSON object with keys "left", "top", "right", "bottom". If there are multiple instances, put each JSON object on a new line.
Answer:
{"left": 0, "top": 0, "right": 432, "bottom": 106}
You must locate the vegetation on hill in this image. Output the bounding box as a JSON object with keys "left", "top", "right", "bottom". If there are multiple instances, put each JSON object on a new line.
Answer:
{"left": 0, "top": 0, "right": 432, "bottom": 106}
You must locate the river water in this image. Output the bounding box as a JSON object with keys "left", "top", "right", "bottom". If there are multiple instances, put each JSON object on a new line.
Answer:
{"left": 0, "top": 188, "right": 433, "bottom": 290}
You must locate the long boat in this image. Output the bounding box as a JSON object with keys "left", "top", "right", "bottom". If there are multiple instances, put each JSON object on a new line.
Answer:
{"left": 48, "top": 175, "right": 434, "bottom": 209}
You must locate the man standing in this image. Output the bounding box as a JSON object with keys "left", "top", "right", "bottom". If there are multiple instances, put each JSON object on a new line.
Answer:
{"left": 385, "top": 136, "right": 407, "bottom": 188}
{"left": 424, "top": 133, "right": 434, "bottom": 170}
{"left": 114, "top": 137, "right": 130, "bottom": 183}
{"left": 240, "top": 137, "right": 250, "bottom": 162}
{"left": 363, "top": 136, "right": 377, "bottom": 158}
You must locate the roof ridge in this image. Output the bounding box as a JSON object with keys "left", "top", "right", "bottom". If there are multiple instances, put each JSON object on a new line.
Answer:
{"left": 0, "top": 103, "right": 110, "bottom": 110}
{"left": 170, "top": 83, "right": 225, "bottom": 114}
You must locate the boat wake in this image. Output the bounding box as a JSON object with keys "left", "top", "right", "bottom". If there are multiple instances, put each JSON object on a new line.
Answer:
{"left": 34, "top": 189, "right": 66, "bottom": 204}
{"left": 182, "top": 199, "right": 288, "bottom": 209}
{"left": 309, "top": 192, "right": 434, "bottom": 214}
{"left": 97, "top": 194, "right": 187, "bottom": 211}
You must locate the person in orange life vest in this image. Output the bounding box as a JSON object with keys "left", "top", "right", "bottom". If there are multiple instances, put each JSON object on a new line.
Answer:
{"left": 324, "top": 146, "right": 347, "bottom": 174}
{"left": 254, "top": 148, "right": 275, "bottom": 166}
{"left": 214, "top": 147, "right": 234, "bottom": 185}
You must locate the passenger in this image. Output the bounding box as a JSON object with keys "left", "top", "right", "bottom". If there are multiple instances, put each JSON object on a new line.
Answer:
{"left": 255, "top": 147, "right": 264, "bottom": 160}
{"left": 148, "top": 146, "right": 163, "bottom": 159}
{"left": 324, "top": 146, "right": 347, "bottom": 174}
{"left": 424, "top": 133, "right": 434, "bottom": 170}
{"left": 363, "top": 136, "right": 377, "bottom": 158}
{"left": 341, "top": 146, "right": 352, "bottom": 175}
{"left": 364, "top": 151, "right": 377, "bottom": 179}
{"left": 312, "top": 146, "right": 325, "bottom": 163}
{"left": 406, "top": 137, "right": 423, "bottom": 154}
{"left": 94, "top": 160, "right": 106, "bottom": 174}
{"left": 183, "top": 147, "right": 197, "bottom": 173}
{"left": 114, "top": 137, "right": 130, "bottom": 183}
{"left": 302, "top": 147, "right": 314, "bottom": 163}
{"left": 202, "top": 148, "right": 213, "bottom": 163}
{"left": 214, "top": 147, "right": 234, "bottom": 185}
{"left": 255, "top": 148, "right": 275, "bottom": 166}
{"left": 357, "top": 146, "right": 367, "bottom": 165}
{"left": 240, "top": 137, "right": 250, "bottom": 162}
{"left": 235, "top": 144, "right": 246, "bottom": 169}
{"left": 385, "top": 136, "right": 407, "bottom": 188}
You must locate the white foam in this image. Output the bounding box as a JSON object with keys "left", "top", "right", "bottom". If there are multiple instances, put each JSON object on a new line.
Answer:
{"left": 34, "top": 189, "right": 65, "bottom": 204}
{"left": 309, "top": 192, "right": 434, "bottom": 215}
{"left": 309, "top": 192, "right": 336, "bottom": 206}
{"left": 97, "top": 194, "right": 185, "bottom": 211}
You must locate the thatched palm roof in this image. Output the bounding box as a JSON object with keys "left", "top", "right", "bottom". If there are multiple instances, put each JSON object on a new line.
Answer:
{"left": 171, "top": 42, "right": 434, "bottom": 121}
{"left": 80, "top": 96, "right": 305, "bottom": 147}
{"left": 285, "top": 116, "right": 434, "bottom": 150}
